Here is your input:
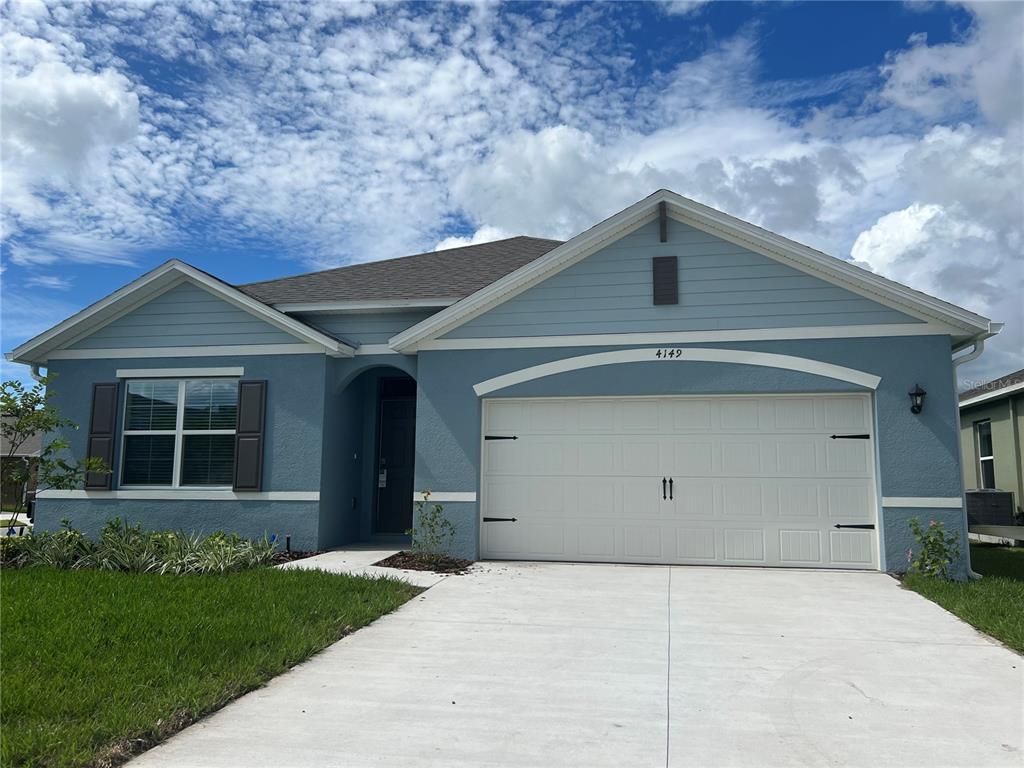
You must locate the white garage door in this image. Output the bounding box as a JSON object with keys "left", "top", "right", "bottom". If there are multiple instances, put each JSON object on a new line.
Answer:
{"left": 480, "top": 394, "right": 878, "bottom": 569}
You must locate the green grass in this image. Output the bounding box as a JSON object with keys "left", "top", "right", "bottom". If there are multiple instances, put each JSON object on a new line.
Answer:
{"left": 0, "top": 567, "right": 421, "bottom": 768}
{"left": 904, "top": 543, "right": 1024, "bottom": 654}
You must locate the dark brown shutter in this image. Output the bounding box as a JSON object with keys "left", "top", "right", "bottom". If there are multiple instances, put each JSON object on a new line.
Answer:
{"left": 652, "top": 256, "right": 679, "bottom": 305}
{"left": 85, "top": 383, "right": 119, "bottom": 489}
{"left": 233, "top": 380, "right": 266, "bottom": 491}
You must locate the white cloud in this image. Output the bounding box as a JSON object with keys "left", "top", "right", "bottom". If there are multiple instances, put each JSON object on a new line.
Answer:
{"left": 435, "top": 225, "right": 515, "bottom": 251}
{"left": 24, "top": 274, "right": 72, "bottom": 290}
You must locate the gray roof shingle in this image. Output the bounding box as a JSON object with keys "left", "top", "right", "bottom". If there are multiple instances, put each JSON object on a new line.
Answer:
{"left": 238, "top": 236, "right": 563, "bottom": 305}
{"left": 960, "top": 368, "right": 1024, "bottom": 402}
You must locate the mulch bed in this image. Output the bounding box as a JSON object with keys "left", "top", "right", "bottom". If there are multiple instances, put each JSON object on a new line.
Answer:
{"left": 270, "top": 550, "right": 323, "bottom": 565}
{"left": 375, "top": 551, "right": 473, "bottom": 575}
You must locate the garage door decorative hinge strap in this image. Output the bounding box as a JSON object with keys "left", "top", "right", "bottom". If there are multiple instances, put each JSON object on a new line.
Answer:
{"left": 483, "top": 517, "right": 518, "bottom": 522}
{"left": 484, "top": 435, "right": 518, "bottom": 441}
{"left": 833, "top": 523, "right": 875, "bottom": 529}
{"left": 829, "top": 434, "right": 870, "bottom": 439}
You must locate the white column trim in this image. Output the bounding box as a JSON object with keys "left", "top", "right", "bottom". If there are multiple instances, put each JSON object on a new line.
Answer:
{"left": 473, "top": 347, "right": 881, "bottom": 396}
{"left": 881, "top": 496, "right": 963, "bottom": 508}
{"left": 413, "top": 491, "right": 477, "bottom": 503}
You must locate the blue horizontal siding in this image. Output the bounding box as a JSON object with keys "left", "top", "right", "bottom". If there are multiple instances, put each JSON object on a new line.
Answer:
{"left": 71, "top": 281, "right": 297, "bottom": 349}
{"left": 445, "top": 219, "right": 920, "bottom": 338}
{"left": 296, "top": 310, "right": 436, "bottom": 345}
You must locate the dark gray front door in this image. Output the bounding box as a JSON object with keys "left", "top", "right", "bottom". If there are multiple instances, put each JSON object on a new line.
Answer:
{"left": 374, "top": 390, "right": 416, "bottom": 534}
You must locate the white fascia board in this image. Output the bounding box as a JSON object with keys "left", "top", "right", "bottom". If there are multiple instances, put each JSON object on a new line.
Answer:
{"left": 389, "top": 190, "right": 992, "bottom": 353}
{"left": 419, "top": 323, "right": 953, "bottom": 351}
{"left": 8, "top": 260, "right": 355, "bottom": 364}
{"left": 959, "top": 380, "right": 1024, "bottom": 408}
{"left": 275, "top": 298, "right": 458, "bottom": 313}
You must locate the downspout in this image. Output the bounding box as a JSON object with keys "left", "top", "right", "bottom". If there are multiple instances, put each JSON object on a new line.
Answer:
{"left": 952, "top": 325, "right": 1002, "bottom": 578}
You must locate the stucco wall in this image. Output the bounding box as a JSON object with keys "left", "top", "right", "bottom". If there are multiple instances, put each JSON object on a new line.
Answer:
{"left": 413, "top": 335, "right": 964, "bottom": 570}
{"left": 34, "top": 353, "right": 329, "bottom": 543}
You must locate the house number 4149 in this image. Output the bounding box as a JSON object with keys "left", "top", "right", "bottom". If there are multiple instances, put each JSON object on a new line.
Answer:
{"left": 654, "top": 348, "right": 685, "bottom": 359}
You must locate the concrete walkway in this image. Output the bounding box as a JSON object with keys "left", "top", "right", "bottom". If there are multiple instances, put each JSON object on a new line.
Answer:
{"left": 132, "top": 563, "right": 1022, "bottom": 768}
{"left": 276, "top": 545, "right": 446, "bottom": 588}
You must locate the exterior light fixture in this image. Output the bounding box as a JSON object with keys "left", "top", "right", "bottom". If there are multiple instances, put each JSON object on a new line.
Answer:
{"left": 908, "top": 384, "right": 927, "bottom": 414}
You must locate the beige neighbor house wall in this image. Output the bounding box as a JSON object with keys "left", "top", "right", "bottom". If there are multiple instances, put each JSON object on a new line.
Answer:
{"left": 960, "top": 392, "right": 1024, "bottom": 517}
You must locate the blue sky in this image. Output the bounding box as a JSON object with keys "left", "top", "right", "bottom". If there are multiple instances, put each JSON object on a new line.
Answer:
{"left": 2, "top": 0, "right": 1021, "bottom": 386}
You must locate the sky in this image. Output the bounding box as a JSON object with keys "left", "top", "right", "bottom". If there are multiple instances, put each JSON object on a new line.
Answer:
{"left": 1, "top": 0, "right": 1022, "bottom": 390}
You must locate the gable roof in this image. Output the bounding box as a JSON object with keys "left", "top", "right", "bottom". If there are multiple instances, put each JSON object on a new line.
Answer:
{"left": 959, "top": 368, "right": 1024, "bottom": 407}
{"left": 239, "top": 236, "right": 562, "bottom": 306}
{"left": 389, "top": 189, "right": 996, "bottom": 352}
{"left": 7, "top": 260, "right": 356, "bottom": 365}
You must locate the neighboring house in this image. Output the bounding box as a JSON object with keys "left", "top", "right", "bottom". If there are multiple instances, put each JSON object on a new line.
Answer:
{"left": 1, "top": 416, "right": 41, "bottom": 512}
{"left": 5, "top": 191, "right": 1000, "bottom": 576}
{"left": 959, "top": 369, "right": 1024, "bottom": 517}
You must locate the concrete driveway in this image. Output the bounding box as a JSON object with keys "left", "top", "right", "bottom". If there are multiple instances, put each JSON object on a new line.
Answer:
{"left": 132, "top": 563, "right": 1022, "bottom": 768}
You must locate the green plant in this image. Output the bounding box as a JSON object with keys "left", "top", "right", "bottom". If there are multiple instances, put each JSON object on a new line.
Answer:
{"left": 907, "top": 517, "right": 961, "bottom": 580}
{"left": 1, "top": 376, "right": 110, "bottom": 529}
{"left": 407, "top": 490, "right": 456, "bottom": 562}
{"left": 0, "top": 519, "right": 277, "bottom": 575}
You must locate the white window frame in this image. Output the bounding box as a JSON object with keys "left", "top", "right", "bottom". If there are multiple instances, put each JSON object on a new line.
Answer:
{"left": 975, "top": 419, "right": 996, "bottom": 489}
{"left": 120, "top": 378, "right": 238, "bottom": 489}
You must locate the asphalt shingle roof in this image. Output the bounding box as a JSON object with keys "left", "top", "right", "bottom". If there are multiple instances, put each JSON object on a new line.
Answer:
{"left": 238, "top": 236, "right": 563, "bottom": 305}
{"left": 959, "top": 368, "right": 1024, "bottom": 401}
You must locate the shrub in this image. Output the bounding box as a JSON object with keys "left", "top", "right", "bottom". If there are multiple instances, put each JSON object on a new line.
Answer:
{"left": 0, "top": 519, "right": 276, "bottom": 575}
{"left": 907, "top": 517, "right": 961, "bottom": 580}
{"left": 407, "top": 490, "right": 456, "bottom": 563}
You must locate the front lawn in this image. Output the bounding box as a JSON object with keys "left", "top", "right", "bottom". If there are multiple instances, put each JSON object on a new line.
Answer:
{"left": 1, "top": 567, "right": 421, "bottom": 767}
{"left": 903, "top": 543, "right": 1024, "bottom": 654}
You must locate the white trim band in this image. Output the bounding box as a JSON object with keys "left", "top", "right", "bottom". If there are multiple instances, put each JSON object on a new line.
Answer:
{"left": 37, "top": 490, "right": 320, "bottom": 501}
{"left": 421, "top": 323, "right": 949, "bottom": 351}
{"left": 473, "top": 347, "right": 881, "bottom": 396}
{"left": 414, "top": 491, "right": 477, "bottom": 503}
{"left": 355, "top": 345, "right": 401, "bottom": 356}
{"left": 116, "top": 367, "right": 244, "bottom": 378}
{"left": 49, "top": 343, "right": 323, "bottom": 360}
{"left": 881, "top": 497, "right": 963, "bottom": 508}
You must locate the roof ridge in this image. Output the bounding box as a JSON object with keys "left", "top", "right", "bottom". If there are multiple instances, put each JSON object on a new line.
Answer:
{"left": 238, "top": 235, "right": 563, "bottom": 289}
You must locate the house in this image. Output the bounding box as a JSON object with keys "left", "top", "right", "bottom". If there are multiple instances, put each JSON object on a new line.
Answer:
{"left": 1, "top": 416, "right": 41, "bottom": 515}
{"left": 6, "top": 191, "right": 1000, "bottom": 576}
{"left": 959, "top": 369, "right": 1024, "bottom": 519}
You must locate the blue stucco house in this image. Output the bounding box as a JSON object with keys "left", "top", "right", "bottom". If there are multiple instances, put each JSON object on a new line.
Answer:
{"left": 8, "top": 191, "right": 1000, "bottom": 576}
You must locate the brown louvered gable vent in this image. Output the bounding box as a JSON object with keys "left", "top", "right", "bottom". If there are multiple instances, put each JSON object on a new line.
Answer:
{"left": 652, "top": 256, "right": 679, "bottom": 305}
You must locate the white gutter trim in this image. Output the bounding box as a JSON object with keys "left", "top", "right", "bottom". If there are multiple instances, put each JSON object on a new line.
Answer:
{"left": 420, "top": 323, "right": 951, "bottom": 351}
{"left": 46, "top": 343, "right": 324, "bottom": 360}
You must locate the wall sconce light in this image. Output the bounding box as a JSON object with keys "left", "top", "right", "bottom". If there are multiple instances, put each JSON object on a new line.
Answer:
{"left": 908, "top": 384, "right": 927, "bottom": 414}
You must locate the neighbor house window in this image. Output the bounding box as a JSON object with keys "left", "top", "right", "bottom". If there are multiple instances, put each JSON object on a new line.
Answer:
{"left": 975, "top": 420, "right": 996, "bottom": 489}
{"left": 122, "top": 379, "right": 238, "bottom": 487}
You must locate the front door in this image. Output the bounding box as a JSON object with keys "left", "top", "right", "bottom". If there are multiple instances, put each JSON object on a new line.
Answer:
{"left": 374, "top": 381, "right": 416, "bottom": 534}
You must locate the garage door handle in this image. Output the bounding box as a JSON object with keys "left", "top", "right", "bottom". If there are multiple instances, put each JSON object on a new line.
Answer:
{"left": 662, "top": 478, "right": 667, "bottom": 500}
{"left": 833, "top": 523, "right": 875, "bottom": 529}
{"left": 669, "top": 477, "right": 674, "bottom": 500}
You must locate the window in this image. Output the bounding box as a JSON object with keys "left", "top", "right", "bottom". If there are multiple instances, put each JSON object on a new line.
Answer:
{"left": 122, "top": 379, "right": 238, "bottom": 487}
{"left": 975, "top": 420, "right": 996, "bottom": 489}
